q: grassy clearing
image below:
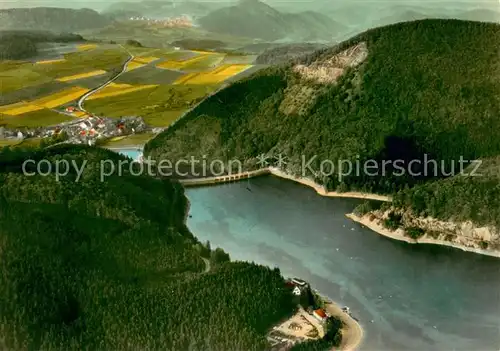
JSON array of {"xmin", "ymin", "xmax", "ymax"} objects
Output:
[
  {"xmin": 101, "ymin": 132, "xmax": 157, "ymax": 146},
  {"xmin": 0, "ymin": 109, "xmax": 72, "ymax": 128},
  {"xmin": 0, "ymin": 66, "xmax": 52, "ymax": 93},
  {"xmin": 84, "ymin": 84, "xmax": 217, "ymax": 126},
  {"xmin": 0, "ymin": 139, "xmax": 22, "ymax": 147}
]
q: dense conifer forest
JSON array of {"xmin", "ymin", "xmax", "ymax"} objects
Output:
[{"xmin": 0, "ymin": 145, "xmax": 296, "ymax": 350}]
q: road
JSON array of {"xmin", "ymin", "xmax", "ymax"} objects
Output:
[{"xmin": 77, "ymin": 45, "xmax": 135, "ymax": 113}]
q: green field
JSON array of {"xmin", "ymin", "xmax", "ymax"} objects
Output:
[
  {"xmin": 101, "ymin": 132, "xmax": 157, "ymax": 147},
  {"xmin": 84, "ymin": 84, "xmax": 218, "ymax": 127},
  {"xmin": 115, "ymin": 65, "xmax": 183, "ymax": 85},
  {"xmin": 0, "ymin": 45, "xmax": 128, "ymax": 94},
  {"xmin": 0, "ymin": 109, "xmax": 72, "ymax": 128},
  {"xmin": 181, "ymin": 53, "xmax": 226, "ymax": 71},
  {"xmin": 0, "ymin": 81, "xmax": 70, "ymax": 106}
]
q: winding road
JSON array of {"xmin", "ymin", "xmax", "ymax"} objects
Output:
[{"xmin": 77, "ymin": 45, "xmax": 135, "ymax": 113}]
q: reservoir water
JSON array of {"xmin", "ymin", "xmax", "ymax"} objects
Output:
[{"xmin": 185, "ymin": 175, "xmax": 500, "ymax": 351}]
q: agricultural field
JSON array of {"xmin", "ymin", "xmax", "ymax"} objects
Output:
[
  {"xmin": 0, "ymin": 45, "xmax": 128, "ymax": 95},
  {"xmin": 0, "ymin": 108, "xmax": 73, "ymax": 128},
  {"xmin": 84, "ymin": 84, "xmax": 216, "ymax": 127},
  {"xmin": 0, "ymin": 41, "xmax": 261, "ymax": 129},
  {"xmin": 87, "ymin": 83, "xmax": 158, "ymax": 100},
  {"xmin": 56, "ymin": 70, "xmax": 107, "ymax": 82},
  {"xmin": 101, "ymin": 132, "xmax": 157, "ymax": 147},
  {"xmin": 173, "ymin": 64, "xmax": 253, "ymax": 85},
  {"xmin": 115, "ymin": 65, "xmax": 184, "ymax": 85}
]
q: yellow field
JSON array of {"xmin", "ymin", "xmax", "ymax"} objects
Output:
[
  {"xmin": 126, "ymin": 61, "xmax": 146, "ymax": 72},
  {"xmin": 72, "ymin": 111, "xmax": 88, "ymax": 118},
  {"xmin": 191, "ymin": 50, "xmax": 215, "ymax": 55},
  {"xmin": 78, "ymin": 44, "xmax": 98, "ymax": 51},
  {"xmin": 174, "ymin": 64, "xmax": 253, "ymax": 85},
  {"xmin": 156, "ymin": 53, "xmax": 208, "ymax": 70},
  {"xmin": 110, "ymin": 136, "xmax": 127, "ymax": 142},
  {"xmin": 133, "ymin": 56, "xmax": 159, "ymax": 64},
  {"xmin": 29, "ymin": 86, "xmax": 90, "ymax": 109},
  {"xmin": 56, "ymin": 70, "xmax": 107, "ymax": 82},
  {"xmin": 36, "ymin": 58, "xmax": 66, "ymax": 64},
  {"xmin": 0, "ymin": 101, "xmax": 26, "ymax": 113},
  {"xmin": 87, "ymin": 83, "xmax": 158, "ymax": 100},
  {"xmin": 1, "ymin": 103, "xmax": 44, "ymax": 116}
]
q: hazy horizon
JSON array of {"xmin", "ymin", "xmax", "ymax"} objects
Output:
[{"xmin": 1, "ymin": 0, "xmax": 498, "ymax": 12}]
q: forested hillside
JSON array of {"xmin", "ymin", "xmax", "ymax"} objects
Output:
[
  {"xmin": 0, "ymin": 145, "xmax": 295, "ymax": 350},
  {"xmin": 255, "ymin": 43, "xmax": 327, "ymax": 64},
  {"xmin": 145, "ymin": 19, "xmax": 500, "ymax": 230},
  {"xmin": 0, "ymin": 7, "xmax": 110, "ymax": 32},
  {"xmin": 393, "ymin": 156, "xmax": 500, "ymax": 228},
  {"xmin": 0, "ymin": 30, "xmax": 84, "ymax": 60}
]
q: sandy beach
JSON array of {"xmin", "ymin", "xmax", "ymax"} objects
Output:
[
  {"xmin": 346, "ymin": 213, "xmax": 500, "ymax": 259},
  {"xmin": 316, "ymin": 292, "xmax": 364, "ymax": 351}
]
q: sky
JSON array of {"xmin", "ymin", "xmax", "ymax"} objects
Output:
[{"xmin": 0, "ymin": 0, "xmax": 498, "ymax": 11}]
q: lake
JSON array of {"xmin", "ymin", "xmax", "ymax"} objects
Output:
[{"xmin": 185, "ymin": 175, "xmax": 500, "ymax": 351}]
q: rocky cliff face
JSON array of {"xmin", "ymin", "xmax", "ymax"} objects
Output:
[{"xmin": 368, "ymin": 208, "xmax": 500, "ymax": 251}]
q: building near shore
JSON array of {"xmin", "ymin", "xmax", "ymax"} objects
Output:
[{"xmin": 313, "ymin": 308, "xmax": 328, "ymax": 322}]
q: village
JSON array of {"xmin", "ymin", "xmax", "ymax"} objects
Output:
[
  {"xmin": 128, "ymin": 15, "xmax": 194, "ymax": 28},
  {"xmin": 0, "ymin": 105, "xmax": 159, "ymax": 147},
  {"xmin": 268, "ymin": 278, "xmax": 350, "ymax": 350}
]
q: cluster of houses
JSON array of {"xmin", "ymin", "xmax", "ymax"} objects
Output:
[
  {"xmin": 285, "ymin": 278, "xmax": 329, "ymax": 324},
  {"xmin": 0, "ymin": 115, "xmax": 150, "ymax": 146},
  {"xmin": 128, "ymin": 15, "xmax": 193, "ymax": 28}
]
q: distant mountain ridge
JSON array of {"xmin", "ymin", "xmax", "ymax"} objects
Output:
[
  {"xmin": 0, "ymin": 7, "xmax": 111, "ymax": 32},
  {"xmin": 103, "ymin": 0, "xmax": 223, "ymax": 19},
  {"xmin": 198, "ymin": 0, "xmax": 347, "ymax": 42}
]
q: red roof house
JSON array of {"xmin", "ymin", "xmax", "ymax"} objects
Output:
[{"xmin": 313, "ymin": 308, "xmax": 327, "ymax": 321}]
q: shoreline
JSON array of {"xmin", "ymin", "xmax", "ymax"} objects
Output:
[
  {"xmin": 268, "ymin": 167, "xmax": 391, "ymax": 202},
  {"xmin": 346, "ymin": 213, "xmax": 500, "ymax": 259},
  {"xmin": 178, "ymin": 166, "xmax": 391, "ymax": 202},
  {"xmin": 314, "ymin": 291, "xmax": 364, "ymax": 351}
]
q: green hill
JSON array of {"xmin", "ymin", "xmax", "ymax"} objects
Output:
[
  {"xmin": 145, "ymin": 19, "xmax": 500, "ymax": 229},
  {"xmin": 0, "ymin": 8, "xmax": 111, "ymax": 32},
  {"xmin": 0, "ymin": 30, "xmax": 84, "ymax": 60},
  {"xmin": 103, "ymin": 0, "xmax": 220, "ymax": 19},
  {"xmin": 0, "ymin": 145, "xmax": 295, "ymax": 350},
  {"xmin": 198, "ymin": 0, "xmax": 347, "ymax": 42}
]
